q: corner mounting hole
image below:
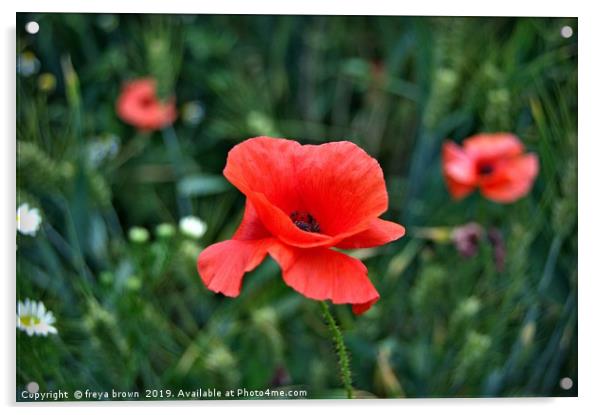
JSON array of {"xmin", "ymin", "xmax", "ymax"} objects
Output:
[
  {"xmin": 25, "ymin": 21, "xmax": 39, "ymax": 35},
  {"xmin": 559, "ymin": 377, "xmax": 573, "ymax": 390}
]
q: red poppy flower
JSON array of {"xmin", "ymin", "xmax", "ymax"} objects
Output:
[
  {"xmin": 442, "ymin": 133, "xmax": 539, "ymax": 203},
  {"xmin": 116, "ymin": 78, "xmax": 177, "ymax": 131},
  {"xmin": 197, "ymin": 137, "xmax": 405, "ymax": 314}
]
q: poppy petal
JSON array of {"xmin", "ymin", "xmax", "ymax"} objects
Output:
[
  {"xmin": 224, "ymin": 137, "xmax": 390, "ymax": 245},
  {"xmin": 336, "ymin": 218, "xmax": 406, "ymax": 249},
  {"xmin": 197, "ymin": 239, "xmax": 272, "ymax": 297},
  {"xmin": 223, "ymin": 137, "xmax": 303, "ymax": 214},
  {"xmin": 442, "ymin": 141, "xmax": 477, "ymax": 184},
  {"xmin": 116, "ymin": 78, "xmax": 177, "ymax": 130},
  {"xmin": 294, "ymin": 141, "xmax": 388, "ymax": 236},
  {"xmin": 480, "ymin": 153, "xmax": 539, "ymax": 203},
  {"xmin": 464, "ymin": 133, "xmax": 524, "ymax": 161},
  {"xmin": 224, "ymin": 138, "xmax": 337, "ymax": 247},
  {"xmin": 352, "ymin": 298, "xmax": 380, "ymax": 315},
  {"xmin": 442, "ymin": 141, "xmax": 477, "ymax": 199},
  {"xmin": 268, "ymin": 242, "xmax": 380, "ymax": 313},
  {"xmin": 445, "ymin": 175, "xmax": 477, "ymax": 199},
  {"xmin": 248, "ymin": 191, "xmax": 333, "ymax": 247},
  {"xmin": 232, "ymin": 199, "xmax": 271, "ymax": 241}
]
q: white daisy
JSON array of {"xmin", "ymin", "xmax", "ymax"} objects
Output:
[
  {"xmin": 179, "ymin": 216, "xmax": 207, "ymax": 239},
  {"xmin": 17, "ymin": 204, "xmax": 42, "ymax": 236},
  {"xmin": 17, "ymin": 299, "xmax": 58, "ymax": 336}
]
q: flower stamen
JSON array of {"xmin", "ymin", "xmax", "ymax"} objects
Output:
[
  {"xmin": 290, "ymin": 211, "xmax": 321, "ymax": 233},
  {"xmin": 139, "ymin": 96, "xmax": 154, "ymax": 108},
  {"xmin": 478, "ymin": 163, "xmax": 494, "ymax": 176}
]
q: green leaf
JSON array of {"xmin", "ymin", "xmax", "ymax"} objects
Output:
[{"xmin": 177, "ymin": 174, "xmax": 229, "ymax": 197}]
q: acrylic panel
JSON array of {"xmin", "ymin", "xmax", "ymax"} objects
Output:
[{"xmin": 16, "ymin": 13, "xmax": 578, "ymax": 401}]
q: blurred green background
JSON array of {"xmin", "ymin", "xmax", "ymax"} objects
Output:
[{"xmin": 16, "ymin": 14, "xmax": 577, "ymax": 399}]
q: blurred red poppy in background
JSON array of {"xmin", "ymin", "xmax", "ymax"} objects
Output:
[
  {"xmin": 116, "ymin": 78, "xmax": 177, "ymax": 131},
  {"xmin": 197, "ymin": 137, "xmax": 405, "ymax": 314},
  {"xmin": 442, "ymin": 133, "xmax": 539, "ymax": 203}
]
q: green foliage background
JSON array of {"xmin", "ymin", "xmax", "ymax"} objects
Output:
[{"xmin": 16, "ymin": 14, "xmax": 577, "ymax": 399}]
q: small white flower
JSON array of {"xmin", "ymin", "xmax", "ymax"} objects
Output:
[
  {"xmin": 17, "ymin": 299, "xmax": 58, "ymax": 336},
  {"xmin": 17, "ymin": 204, "xmax": 42, "ymax": 236},
  {"xmin": 179, "ymin": 216, "xmax": 207, "ymax": 239}
]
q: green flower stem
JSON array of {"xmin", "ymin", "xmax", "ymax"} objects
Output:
[{"xmin": 320, "ymin": 301, "xmax": 354, "ymax": 399}]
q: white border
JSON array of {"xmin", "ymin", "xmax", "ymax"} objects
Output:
[
  {"xmin": 7, "ymin": 0, "xmax": 581, "ymax": 16},
  {"xmin": 3, "ymin": 1, "xmax": 600, "ymax": 414}
]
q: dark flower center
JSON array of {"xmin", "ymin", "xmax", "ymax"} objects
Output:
[
  {"xmin": 290, "ymin": 211, "xmax": 320, "ymax": 233},
  {"xmin": 478, "ymin": 163, "xmax": 494, "ymax": 176},
  {"xmin": 139, "ymin": 95, "xmax": 155, "ymax": 108}
]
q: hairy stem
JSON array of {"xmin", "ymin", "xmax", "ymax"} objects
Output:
[{"xmin": 320, "ymin": 301, "xmax": 354, "ymax": 399}]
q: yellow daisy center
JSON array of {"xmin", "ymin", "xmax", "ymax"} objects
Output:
[{"xmin": 20, "ymin": 316, "xmax": 41, "ymax": 326}]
